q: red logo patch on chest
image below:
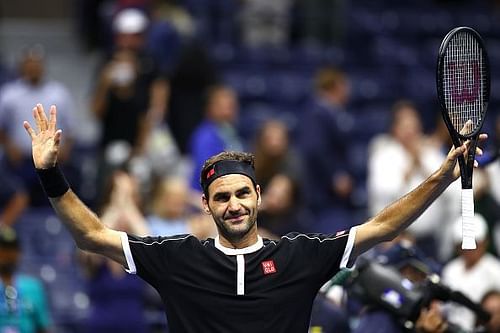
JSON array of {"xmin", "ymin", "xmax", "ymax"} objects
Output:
[{"xmin": 261, "ymin": 260, "xmax": 277, "ymax": 275}]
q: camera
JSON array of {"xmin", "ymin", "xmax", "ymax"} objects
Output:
[{"xmin": 344, "ymin": 259, "xmax": 491, "ymax": 332}]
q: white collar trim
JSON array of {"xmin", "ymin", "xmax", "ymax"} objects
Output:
[{"xmin": 215, "ymin": 235, "xmax": 264, "ymax": 255}]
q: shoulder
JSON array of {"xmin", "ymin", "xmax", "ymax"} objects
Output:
[
  {"xmin": 481, "ymin": 254, "xmax": 500, "ymax": 271},
  {"xmin": 0, "ymin": 80, "xmax": 25, "ymax": 99},
  {"xmin": 43, "ymin": 80, "xmax": 70, "ymax": 95},
  {"xmin": 129, "ymin": 233, "xmax": 197, "ymax": 247},
  {"xmin": 279, "ymin": 231, "xmax": 351, "ymax": 244},
  {"xmin": 191, "ymin": 121, "xmax": 218, "ymax": 139},
  {"xmin": 442, "ymin": 258, "xmax": 463, "ymax": 277}
]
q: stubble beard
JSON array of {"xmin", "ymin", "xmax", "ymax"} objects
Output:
[{"xmin": 214, "ymin": 211, "xmax": 257, "ymax": 244}]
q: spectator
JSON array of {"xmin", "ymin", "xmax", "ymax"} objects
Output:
[
  {"xmin": 253, "ymin": 119, "xmax": 302, "ymax": 191},
  {"xmin": 472, "ymin": 167, "xmax": 500, "ymax": 256},
  {"xmin": 188, "ymin": 85, "xmax": 243, "ymax": 191},
  {"xmin": 110, "ymin": 8, "xmax": 184, "ymax": 185},
  {"xmin": 91, "ymin": 8, "xmax": 169, "ymax": 198},
  {"xmin": 299, "ymin": 67, "xmax": 356, "ymax": 230},
  {"xmin": 0, "ymin": 45, "xmax": 76, "ymax": 204},
  {"xmin": 480, "ymin": 290, "xmax": 500, "ymax": 333},
  {"xmin": 353, "ymin": 240, "xmax": 445, "ymax": 333},
  {"xmin": 442, "ymin": 214, "xmax": 500, "ymax": 331},
  {"xmin": 147, "ymin": 176, "xmax": 214, "ymax": 238},
  {"xmin": 166, "ymin": 40, "xmax": 218, "ymax": 154},
  {"xmin": 367, "ymin": 100, "xmax": 460, "ymax": 260},
  {"xmin": 258, "ymin": 174, "xmax": 312, "ymax": 236},
  {"xmin": 142, "ymin": 103, "xmax": 184, "ymax": 181},
  {"xmin": 0, "ymin": 226, "xmax": 51, "ymax": 332}
]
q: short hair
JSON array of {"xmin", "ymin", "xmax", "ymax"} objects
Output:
[
  {"xmin": 314, "ymin": 67, "xmax": 346, "ymax": 92},
  {"xmin": 200, "ymin": 151, "xmax": 255, "ymax": 196},
  {"xmin": 391, "ymin": 99, "xmax": 417, "ymax": 115},
  {"xmin": 390, "ymin": 99, "xmax": 419, "ymax": 126}
]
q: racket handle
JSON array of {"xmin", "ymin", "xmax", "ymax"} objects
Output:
[{"xmin": 461, "ymin": 189, "xmax": 476, "ymax": 250}]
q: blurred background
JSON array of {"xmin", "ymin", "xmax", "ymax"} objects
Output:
[{"xmin": 1, "ymin": 0, "xmax": 500, "ymax": 332}]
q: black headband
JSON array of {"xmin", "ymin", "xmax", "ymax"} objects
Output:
[{"xmin": 201, "ymin": 160, "xmax": 256, "ymax": 194}]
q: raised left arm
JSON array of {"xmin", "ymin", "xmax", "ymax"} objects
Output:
[{"xmin": 352, "ymin": 136, "xmax": 486, "ymax": 258}]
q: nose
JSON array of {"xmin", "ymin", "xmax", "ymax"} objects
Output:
[{"xmin": 228, "ymin": 196, "xmax": 241, "ymax": 212}]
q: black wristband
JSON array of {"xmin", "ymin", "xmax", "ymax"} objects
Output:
[{"xmin": 36, "ymin": 164, "xmax": 70, "ymax": 198}]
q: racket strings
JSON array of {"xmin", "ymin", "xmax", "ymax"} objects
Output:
[{"xmin": 442, "ymin": 31, "xmax": 487, "ymax": 135}]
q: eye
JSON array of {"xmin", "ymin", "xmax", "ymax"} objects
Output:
[
  {"xmin": 213, "ymin": 193, "xmax": 230, "ymax": 202},
  {"xmin": 236, "ymin": 188, "xmax": 251, "ymax": 198}
]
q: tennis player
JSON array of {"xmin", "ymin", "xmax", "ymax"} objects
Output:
[{"xmin": 24, "ymin": 104, "xmax": 486, "ymax": 332}]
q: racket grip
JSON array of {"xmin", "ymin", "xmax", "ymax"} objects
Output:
[{"xmin": 461, "ymin": 189, "xmax": 476, "ymax": 250}]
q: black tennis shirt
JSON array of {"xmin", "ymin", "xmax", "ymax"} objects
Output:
[{"xmin": 120, "ymin": 227, "xmax": 357, "ymax": 333}]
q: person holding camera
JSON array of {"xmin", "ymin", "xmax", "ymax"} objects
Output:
[{"xmin": 352, "ymin": 239, "xmax": 448, "ymax": 333}]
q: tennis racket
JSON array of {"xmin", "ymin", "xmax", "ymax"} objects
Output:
[{"xmin": 436, "ymin": 27, "xmax": 490, "ymax": 249}]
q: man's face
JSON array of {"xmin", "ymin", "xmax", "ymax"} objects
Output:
[
  {"xmin": 114, "ymin": 33, "xmax": 145, "ymax": 52},
  {"xmin": 392, "ymin": 107, "xmax": 422, "ymax": 147},
  {"xmin": 21, "ymin": 55, "xmax": 44, "ymax": 85},
  {"xmin": 203, "ymin": 174, "xmax": 260, "ymax": 243},
  {"xmin": 208, "ymin": 89, "xmax": 238, "ymax": 123}
]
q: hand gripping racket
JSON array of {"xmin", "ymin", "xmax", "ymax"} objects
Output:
[{"xmin": 436, "ymin": 27, "xmax": 490, "ymax": 249}]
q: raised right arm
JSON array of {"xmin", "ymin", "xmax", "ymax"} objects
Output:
[
  {"xmin": 24, "ymin": 104, "xmax": 126, "ymax": 267},
  {"xmin": 48, "ymin": 190, "xmax": 126, "ymax": 266}
]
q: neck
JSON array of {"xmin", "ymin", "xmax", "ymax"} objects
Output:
[{"xmin": 218, "ymin": 227, "xmax": 259, "ymax": 249}]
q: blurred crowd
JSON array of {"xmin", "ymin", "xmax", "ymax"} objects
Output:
[{"xmin": 1, "ymin": 0, "xmax": 500, "ymax": 332}]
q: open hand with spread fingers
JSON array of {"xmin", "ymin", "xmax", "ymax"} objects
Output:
[{"xmin": 23, "ymin": 104, "xmax": 62, "ymax": 170}]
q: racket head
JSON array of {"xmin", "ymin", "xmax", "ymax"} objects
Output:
[{"xmin": 436, "ymin": 26, "xmax": 490, "ymax": 140}]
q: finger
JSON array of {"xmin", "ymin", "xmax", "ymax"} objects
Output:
[
  {"xmin": 54, "ymin": 129, "xmax": 62, "ymax": 147},
  {"xmin": 459, "ymin": 119, "xmax": 473, "ymax": 135},
  {"xmin": 450, "ymin": 143, "xmax": 467, "ymax": 159},
  {"xmin": 48, "ymin": 105, "xmax": 57, "ymax": 132},
  {"xmin": 438, "ymin": 322, "xmax": 448, "ymax": 333},
  {"xmin": 478, "ymin": 133, "xmax": 488, "ymax": 142},
  {"xmin": 37, "ymin": 103, "xmax": 49, "ymax": 131},
  {"xmin": 476, "ymin": 147, "xmax": 483, "ymax": 156},
  {"xmin": 23, "ymin": 121, "xmax": 36, "ymax": 140},
  {"xmin": 33, "ymin": 106, "xmax": 42, "ymax": 133}
]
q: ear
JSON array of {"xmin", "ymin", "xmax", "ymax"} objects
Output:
[
  {"xmin": 256, "ymin": 184, "xmax": 262, "ymax": 206},
  {"xmin": 201, "ymin": 194, "xmax": 211, "ymax": 214}
]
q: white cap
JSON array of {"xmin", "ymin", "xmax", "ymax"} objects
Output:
[
  {"xmin": 113, "ymin": 8, "xmax": 149, "ymax": 34},
  {"xmin": 453, "ymin": 213, "xmax": 489, "ymax": 243}
]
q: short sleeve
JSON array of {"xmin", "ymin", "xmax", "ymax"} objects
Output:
[
  {"xmin": 121, "ymin": 232, "xmax": 193, "ymax": 287},
  {"xmin": 282, "ymin": 227, "xmax": 357, "ymax": 285}
]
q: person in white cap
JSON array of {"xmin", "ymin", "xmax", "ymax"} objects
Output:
[
  {"xmin": 442, "ymin": 213, "xmax": 500, "ymax": 331},
  {"xmin": 112, "ymin": 8, "xmax": 150, "ymax": 53},
  {"xmin": 92, "ymin": 8, "xmax": 170, "ymax": 200}
]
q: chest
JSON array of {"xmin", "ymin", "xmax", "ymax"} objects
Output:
[{"xmin": 160, "ymin": 247, "xmax": 315, "ymax": 299}]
